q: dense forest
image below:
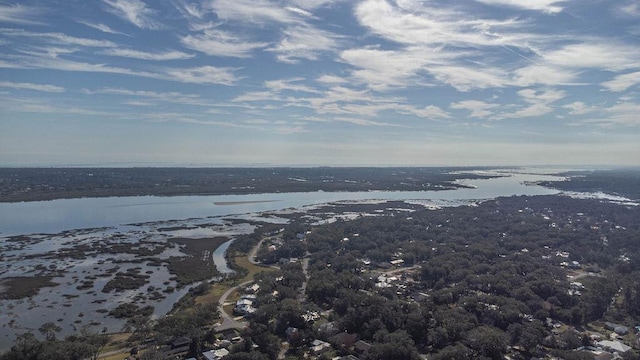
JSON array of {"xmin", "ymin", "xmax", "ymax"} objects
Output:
[
  {"xmin": 0, "ymin": 167, "xmax": 495, "ymax": 202},
  {"xmin": 539, "ymin": 168, "xmax": 640, "ymax": 201},
  {"xmin": 229, "ymin": 195, "xmax": 640, "ymax": 359}
]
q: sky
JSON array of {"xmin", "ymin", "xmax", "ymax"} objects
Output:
[{"xmin": 0, "ymin": 0, "xmax": 639, "ymax": 167}]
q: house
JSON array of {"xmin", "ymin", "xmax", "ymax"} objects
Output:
[
  {"xmin": 390, "ymin": 259, "xmax": 404, "ymax": 266},
  {"xmin": 354, "ymin": 340, "xmax": 371, "ymax": 354},
  {"xmin": 605, "ymin": 322, "xmax": 629, "ymax": 335},
  {"xmin": 310, "ymin": 339, "xmax": 332, "ymax": 355},
  {"xmin": 236, "ymin": 298, "xmax": 253, "ymax": 307},
  {"xmin": 246, "ymin": 283, "xmax": 260, "ymax": 294},
  {"xmin": 337, "ymin": 355, "xmax": 359, "ymax": 360},
  {"xmin": 171, "ymin": 336, "xmax": 191, "ymax": 348},
  {"xmin": 596, "ymin": 340, "xmax": 632, "ymax": 353},
  {"xmin": 203, "ymin": 348, "xmax": 230, "ymax": 360}
]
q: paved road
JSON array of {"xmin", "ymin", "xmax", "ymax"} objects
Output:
[
  {"xmin": 214, "ymin": 238, "xmax": 269, "ymax": 331},
  {"xmin": 214, "ymin": 279, "xmax": 251, "ymax": 331}
]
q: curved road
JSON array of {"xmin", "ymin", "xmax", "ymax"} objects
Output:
[
  {"xmin": 214, "ymin": 279, "xmax": 251, "ymax": 331},
  {"xmin": 214, "ymin": 238, "xmax": 267, "ymax": 331}
]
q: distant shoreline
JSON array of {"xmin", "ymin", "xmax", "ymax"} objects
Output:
[{"xmin": 214, "ymin": 200, "xmax": 280, "ymax": 206}]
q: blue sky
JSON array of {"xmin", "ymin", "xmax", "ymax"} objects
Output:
[{"xmin": 1, "ymin": 0, "xmax": 639, "ymax": 166}]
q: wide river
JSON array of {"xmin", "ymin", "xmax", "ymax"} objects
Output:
[{"xmin": 0, "ymin": 170, "xmax": 564, "ymax": 237}]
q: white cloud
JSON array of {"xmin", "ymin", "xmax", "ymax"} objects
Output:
[
  {"xmin": 285, "ymin": 7, "xmax": 314, "ymax": 18},
  {"xmin": 178, "ymin": 1, "xmax": 207, "ymax": 19},
  {"xmin": 577, "ymin": 102, "xmax": 640, "ymax": 127},
  {"xmin": 181, "ymin": 29, "xmax": 268, "ymax": 58},
  {"xmin": 333, "ymin": 116, "xmax": 404, "ymax": 127},
  {"xmin": 276, "ymin": 125, "xmax": 308, "ymax": 134},
  {"xmin": 518, "ymin": 88, "xmax": 566, "ymax": 103},
  {"xmin": 615, "ymin": 2, "xmax": 640, "ymax": 18},
  {"xmin": 102, "ymin": 0, "xmax": 159, "ymax": 29},
  {"xmin": 354, "ymin": 0, "xmax": 532, "ymax": 49},
  {"xmin": 502, "ymin": 102, "xmax": 554, "ymax": 118},
  {"xmin": 601, "ymin": 71, "xmax": 640, "ymax": 92},
  {"xmin": 232, "ymin": 91, "xmax": 278, "ymax": 103},
  {"xmin": 2, "ymin": 28, "xmax": 116, "ymax": 48},
  {"xmin": 102, "ymin": 48, "xmax": 195, "ymax": 60},
  {"xmin": 339, "ymin": 47, "xmax": 434, "ymax": 91},
  {"xmin": 429, "ymin": 65, "xmax": 508, "ymax": 91},
  {"xmin": 542, "ymin": 43, "xmax": 640, "ymax": 72},
  {"xmin": 77, "ymin": 20, "xmax": 126, "ymax": 35},
  {"xmin": 87, "ymin": 87, "xmax": 218, "ymax": 106},
  {"xmin": 0, "ymin": 4, "xmax": 45, "ymax": 25},
  {"xmin": 317, "ymin": 75, "xmax": 348, "ymax": 84},
  {"xmin": 165, "ymin": 65, "xmax": 239, "ymax": 85},
  {"xmin": 0, "ymin": 81, "xmax": 64, "ymax": 93},
  {"xmin": 268, "ymin": 25, "xmax": 341, "ymax": 63},
  {"xmin": 209, "ymin": 0, "xmax": 297, "ymax": 24},
  {"xmin": 265, "ymin": 78, "xmax": 321, "ymax": 93},
  {"xmin": 290, "ymin": 0, "xmax": 342, "ymax": 10},
  {"xmin": 474, "ymin": 0, "xmax": 566, "ymax": 14},
  {"xmin": 494, "ymin": 88, "xmax": 566, "ymax": 119},
  {"xmin": 450, "ymin": 100, "xmax": 499, "ymax": 118},
  {"xmin": 562, "ymin": 101, "xmax": 598, "ymax": 115},
  {"xmin": 511, "ymin": 64, "xmax": 579, "ymax": 87},
  {"xmin": 397, "ymin": 105, "xmax": 451, "ymax": 119}
]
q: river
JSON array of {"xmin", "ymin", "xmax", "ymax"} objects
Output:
[{"xmin": 0, "ymin": 171, "xmax": 563, "ymax": 237}]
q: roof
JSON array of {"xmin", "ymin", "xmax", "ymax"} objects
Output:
[
  {"xmin": 202, "ymin": 348, "xmax": 230, "ymax": 360},
  {"xmin": 596, "ymin": 340, "xmax": 632, "ymax": 353}
]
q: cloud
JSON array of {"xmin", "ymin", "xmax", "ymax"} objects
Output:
[
  {"xmin": 2, "ymin": 28, "xmax": 116, "ymax": 48},
  {"xmin": 86, "ymin": 87, "xmax": 216, "ymax": 106},
  {"xmin": 562, "ymin": 101, "xmax": 598, "ymax": 115},
  {"xmin": 493, "ymin": 88, "xmax": 566, "ymax": 119},
  {"xmin": 518, "ymin": 88, "xmax": 566, "ymax": 103},
  {"xmin": 290, "ymin": 0, "xmax": 342, "ymax": 10},
  {"xmin": 232, "ymin": 91, "xmax": 278, "ymax": 103},
  {"xmin": 541, "ymin": 43, "xmax": 640, "ymax": 72},
  {"xmin": 276, "ymin": 125, "xmax": 308, "ymax": 134},
  {"xmin": 601, "ymin": 71, "xmax": 640, "ymax": 92},
  {"xmin": 615, "ymin": 2, "xmax": 640, "ymax": 18},
  {"xmin": 0, "ymin": 81, "xmax": 65, "ymax": 93},
  {"xmin": 316, "ymin": 75, "xmax": 348, "ymax": 84},
  {"xmin": 175, "ymin": 0, "xmax": 207, "ymax": 19},
  {"xmin": 265, "ymin": 78, "xmax": 321, "ymax": 93},
  {"xmin": 102, "ymin": 48, "xmax": 195, "ymax": 60},
  {"xmin": 474, "ymin": 0, "xmax": 566, "ymax": 14},
  {"xmin": 347, "ymin": 0, "xmax": 553, "ymax": 91},
  {"xmin": 429, "ymin": 65, "xmax": 508, "ymax": 92},
  {"xmin": 181, "ymin": 29, "xmax": 268, "ymax": 58},
  {"xmin": 209, "ymin": 0, "xmax": 298, "ymax": 24},
  {"xmin": 0, "ymin": 4, "xmax": 45, "ymax": 25},
  {"xmin": 165, "ymin": 65, "xmax": 239, "ymax": 85},
  {"xmin": 102, "ymin": 0, "xmax": 159, "ymax": 29},
  {"xmin": 333, "ymin": 116, "xmax": 404, "ymax": 127},
  {"xmin": 0, "ymin": 48, "xmax": 238, "ymax": 86},
  {"xmin": 268, "ymin": 25, "xmax": 342, "ymax": 63},
  {"xmin": 577, "ymin": 102, "xmax": 640, "ymax": 127},
  {"xmin": 77, "ymin": 20, "xmax": 127, "ymax": 35},
  {"xmin": 511, "ymin": 64, "xmax": 579, "ymax": 87},
  {"xmin": 339, "ymin": 47, "xmax": 435, "ymax": 91},
  {"xmin": 450, "ymin": 100, "xmax": 499, "ymax": 118}
]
